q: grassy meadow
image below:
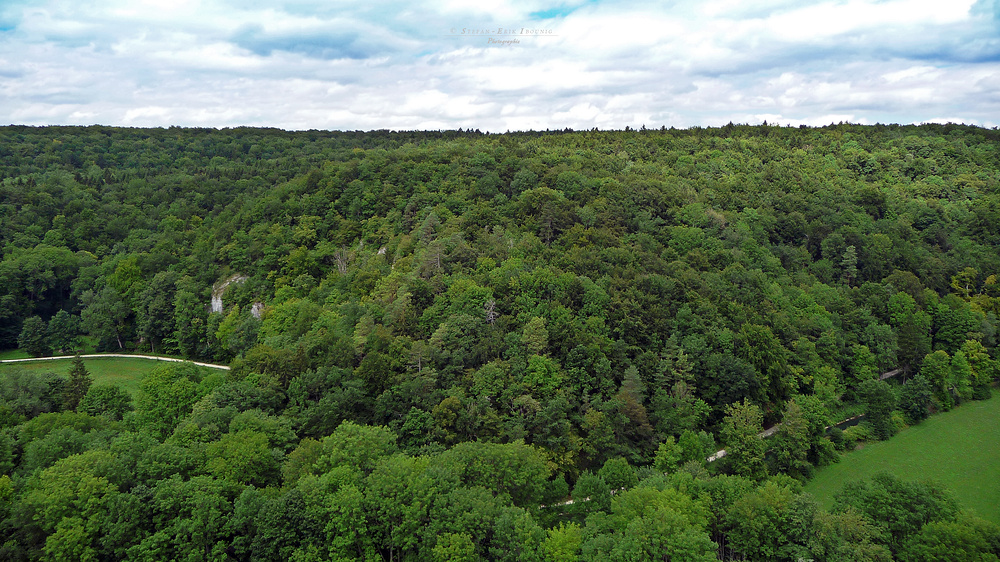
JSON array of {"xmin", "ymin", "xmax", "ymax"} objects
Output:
[
  {"xmin": 0, "ymin": 356, "xmax": 213, "ymax": 396},
  {"xmin": 805, "ymin": 393, "xmax": 1000, "ymax": 523}
]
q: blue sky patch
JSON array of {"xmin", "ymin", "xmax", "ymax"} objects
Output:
[{"xmin": 529, "ymin": 6, "xmax": 578, "ymax": 19}]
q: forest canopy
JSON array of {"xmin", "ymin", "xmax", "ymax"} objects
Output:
[{"xmin": 1, "ymin": 123, "xmax": 1000, "ymax": 560}]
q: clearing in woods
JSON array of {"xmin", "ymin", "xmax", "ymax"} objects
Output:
[
  {"xmin": 0, "ymin": 355, "xmax": 224, "ymax": 396},
  {"xmin": 805, "ymin": 392, "xmax": 1000, "ymax": 523}
]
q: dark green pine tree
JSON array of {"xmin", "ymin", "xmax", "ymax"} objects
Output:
[{"xmin": 64, "ymin": 355, "xmax": 93, "ymax": 411}]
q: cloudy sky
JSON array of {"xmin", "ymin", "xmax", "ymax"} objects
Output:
[{"xmin": 1, "ymin": 0, "xmax": 999, "ymax": 131}]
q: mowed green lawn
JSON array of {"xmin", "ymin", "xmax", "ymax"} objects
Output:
[
  {"xmin": 805, "ymin": 394, "xmax": 1000, "ymax": 523},
  {"xmin": 0, "ymin": 357, "xmax": 188, "ymax": 396},
  {"xmin": 0, "ymin": 349, "xmax": 31, "ymax": 360}
]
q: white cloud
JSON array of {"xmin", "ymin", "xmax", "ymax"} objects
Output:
[
  {"xmin": 882, "ymin": 66, "xmax": 940, "ymax": 83},
  {"xmin": 761, "ymin": 0, "xmax": 976, "ymax": 42},
  {"xmin": 0, "ymin": 0, "xmax": 997, "ymax": 130}
]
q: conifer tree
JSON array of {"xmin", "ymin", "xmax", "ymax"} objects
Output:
[
  {"xmin": 64, "ymin": 355, "xmax": 93, "ymax": 411},
  {"xmin": 841, "ymin": 245, "xmax": 858, "ymax": 285}
]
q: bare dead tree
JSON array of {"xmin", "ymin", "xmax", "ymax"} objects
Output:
[
  {"xmin": 484, "ymin": 298, "xmax": 498, "ymax": 325},
  {"xmin": 333, "ymin": 246, "xmax": 351, "ymax": 274}
]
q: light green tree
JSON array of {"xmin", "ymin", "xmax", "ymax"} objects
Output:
[
  {"xmin": 860, "ymin": 378, "xmax": 897, "ymax": 440},
  {"xmin": 721, "ymin": 399, "xmax": 767, "ymax": 481},
  {"xmin": 433, "ymin": 532, "xmax": 477, "ymax": 562},
  {"xmin": 22, "ymin": 451, "xmax": 120, "ymax": 562},
  {"xmin": 848, "ymin": 344, "xmax": 879, "ymax": 388},
  {"xmin": 921, "ymin": 350, "xmax": 954, "ymax": 410},
  {"xmin": 951, "ymin": 350, "xmax": 974, "ymax": 401},
  {"xmin": 654, "ymin": 436, "xmax": 682, "ymax": 473},
  {"xmin": 544, "ymin": 522, "xmax": 583, "ymax": 562},
  {"xmin": 522, "ymin": 317, "xmax": 548, "ymax": 356},
  {"xmin": 205, "ymin": 429, "xmax": 281, "ymax": 487},
  {"xmin": 132, "ymin": 364, "xmax": 204, "ymax": 438}
]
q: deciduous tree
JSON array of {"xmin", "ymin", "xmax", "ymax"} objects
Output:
[
  {"xmin": 721, "ymin": 399, "xmax": 767, "ymax": 481},
  {"xmin": 18, "ymin": 315, "xmax": 50, "ymax": 357}
]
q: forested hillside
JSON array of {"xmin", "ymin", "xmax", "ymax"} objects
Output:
[{"xmin": 2, "ymin": 124, "xmax": 1000, "ymax": 560}]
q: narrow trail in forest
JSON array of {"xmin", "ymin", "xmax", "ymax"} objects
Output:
[
  {"xmin": 0, "ymin": 354, "xmax": 231, "ymax": 370},
  {"xmin": 706, "ymin": 367, "xmax": 900, "ymax": 463}
]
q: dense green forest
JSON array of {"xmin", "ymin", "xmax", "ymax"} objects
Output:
[{"xmin": 2, "ymin": 123, "xmax": 1000, "ymax": 560}]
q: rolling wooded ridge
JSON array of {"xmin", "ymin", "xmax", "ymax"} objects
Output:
[{"xmin": 1, "ymin": 123, "xmax": 999, "ymax": 561}]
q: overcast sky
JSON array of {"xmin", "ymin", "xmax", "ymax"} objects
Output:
[{"xmin": 1, "ymin": 0, "xmax": 998, "ymax": 131}]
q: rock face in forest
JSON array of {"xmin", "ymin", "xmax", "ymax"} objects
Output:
[{"xmin": 211, "ymin": 274, "xmax": 246, "ymax": 314}]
